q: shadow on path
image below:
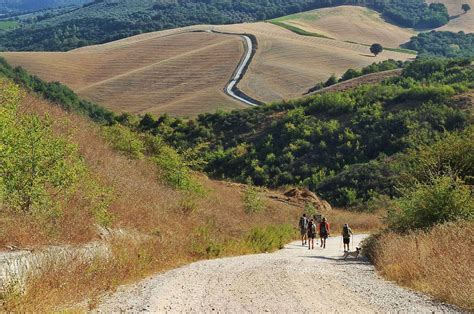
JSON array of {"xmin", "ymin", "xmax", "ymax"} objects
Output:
[{"xmin": 299, "ymin": 255, "xmax": 371, "ymax": 265}]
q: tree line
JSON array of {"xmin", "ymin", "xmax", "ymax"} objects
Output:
[{"xmin": 0, "ymin": 0, "xmax": 451, "ymax": 51}]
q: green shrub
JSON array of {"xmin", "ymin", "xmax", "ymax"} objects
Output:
[
  {"xmin": 243, "ymin": 184, "xmax": 265, "ymax": 214},
  {"xmin": 246, "ymin": 224, "xmax": 296, "ymax": 252},
  {"xmin": 387, "ymin": 175, "xmax": 473, "ymax": 233},
  {"xmin": 0, "ymin": 82, "xmax": 86, "ymax": 216},
  {"xmin": 153, "ymin": 144, "xmax": 203, "ymax": 193},
  {"xmin": 102, "ymin": 125, "xmax": 144, "ymax": 159}
]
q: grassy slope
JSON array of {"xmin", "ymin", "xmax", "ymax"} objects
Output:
[
  {"xmin": 270, "ymin": 6, "xmax": 416, "ymax": 48},
  {"xmin": 215, "ymin": 22, "xmax": 413, "ymax": 103}
]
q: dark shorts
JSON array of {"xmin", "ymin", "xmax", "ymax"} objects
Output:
[
  {"xmin": 308, "ymin": 233, "xmax": 316, "ymax": 239},
  {"xmin": 320, "ymin": 232, "xmax": 328, "ymax": 239},
  {"xmin": 300, "ymin": 228, "xmax": 307, "ymax": 236},
  {"xmin": 343, "ymin": 237, "xmax": 350, "ymax": 244}
]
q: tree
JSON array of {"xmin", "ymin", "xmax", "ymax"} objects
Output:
[
  {"xmin": 462, "ymin": 3, "xmax": 471, "ymax": 13},
  {"xmin": 370, "ymin": 43, "xmax": 384, "ymax": 56},
  {"xmin": 1, "ymin": 83, "xmax": 85, "ymax": 214}
]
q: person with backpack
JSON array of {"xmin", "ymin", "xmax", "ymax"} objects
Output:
[
  {"xmin": 318, "ymin": 217, "xmax": 330, "ymax": 249},
  {"xmin": 307, "ymin": 219, "xmax": 317, "ymax": 250},
  {"xmin": 342, "ymin": 223, "xmax": 353, "ymax": 252},
  {"xmin": 299, "ymin": 213, "xmax": 308, "ymax": 246}
]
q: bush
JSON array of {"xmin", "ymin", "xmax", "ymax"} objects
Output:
[
  {"xmin": 0, "ymin": 81, "xmax": 86, "ymax": 216},
  {"xmin": 102, "ymin": 125, "xmax": 144, "ymax": 159},
  {"xmin": 153, "ymin": 144, "xmax": 202, "ymax": 193},
  {"xmin": 246, "ymin": 224, "xmax": 296, "ymax": 252},
  {"xmin": 243, "ymin": 184, "xmax": 265, "ymax": 214},
  {"xmin": 387, "ymin": 175, "xmax": 473, "ymax": 233}
]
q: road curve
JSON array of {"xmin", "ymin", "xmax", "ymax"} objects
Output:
[
  {"xmin": 225, "ymin": 34, "xmax": 259, "ymax": 107},
  {"xmin": 97, "ymin": 235, "xmax": 457, "ymax": 313}
]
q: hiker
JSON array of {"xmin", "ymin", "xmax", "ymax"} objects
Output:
[
  {"xmin": 299, "ymin": 213, "xmax": 308, "ymax": 246},
  {"xmin": 318, "ymin": 217, "xmax": 330, "ymax": 249},
  {"xmin": 307, "ymin": 219, "xmax": 317, "ymax": 250},
  {"xmin": 342, "ymin": 223, "xmax": 353, "ymax": 252}
]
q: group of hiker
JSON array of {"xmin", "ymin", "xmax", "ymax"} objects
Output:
[{"xmin": 298, "ymin": 213, "xmax": 353, "ymax": 252}]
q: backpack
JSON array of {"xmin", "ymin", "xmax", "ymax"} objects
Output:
[
  {"xmin": 320, "ymin": 222, "xmax": 327, "ymax": 233},
  {"xmin": 343, "ymin": 226, "xmax": 350, "ymax": 238},
  {"xmin": 310, "ymin": 223, "xmax": 316, "ymax": 234},
  {"xmin": 299, "ymin": 217, "xmax": 308, "ymax": 229}
]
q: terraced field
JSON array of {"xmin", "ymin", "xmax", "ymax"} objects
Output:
[
  {"xmin": 270, "ymin": 6, "xmax": 416, "ymax": 47},
  {"xmin": 427, "ymin": 0, "xmax": 474, "ymax": 33},
  {"xmin": 215, "ymin": 22, "xmax": 414, "ymax": 103},
  {"xmin": 1, "ymin": 27, "xmax": 247, "ymax": 117}
]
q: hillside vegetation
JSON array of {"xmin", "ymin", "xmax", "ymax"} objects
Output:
[
  {"xmin": 0, "ymin": 78, "xmax": 304, "ymax": 311},
  {"xmin": 0, "ymin": 0, "xmax": 90, "ymax": 12},
  {"xmin": 402, "ymin": 31, "xmax": 474, "ymax": 57},
  {"xmin": 0, "ymin": 0, "xmax": 450, "ymax": 52},
  {"xmin": 0, "ymin": 53, "xmax": 472, "ymax": 310},
  {"xmin": 363, "ymin": 127, "xmax": 473, "ymax": 310},
  {"xmin": 126, "ymin": 58, "xmax": 473, "ymax": 209},
  {"xmin": 427, "ymin": 0, "xmax": 474, "ymax": 33},
  {"xmin": 0, "ymin": 62, "xmax": 384, "ymax": 310}
]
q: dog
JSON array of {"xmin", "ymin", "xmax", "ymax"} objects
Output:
[{"xmin": 343, "ymin": 247, "xmax": 361, "ymax": 260}]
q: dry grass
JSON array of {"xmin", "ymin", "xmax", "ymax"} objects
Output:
[
  {"xmin": 0, "ymin": 28, "xmax": 246, "ymax": 117},
  {"xmin": 273, "ymin": 6, "xmax": 415, "ymax": 47},
  {"xmin": 366, "ymin": 221, "xmax": 474, "ymax": 311},
  {"xmin": 215, "ymin": 22, "xmax": 414, "ymax": 103},
  {"xmin": 326, "ymin": 208, "xmax": 383, "ymax": 233},
  {"xmin": 427, "ymin": 0, "xmax": 474, "ymax": 33},
  {"xmin": 0, "ymin": 92, "xmax": 299, "ymax": 311},
  {"xmin": 0, "ymin": 89, "xmax": 383, "ymax": 311}
]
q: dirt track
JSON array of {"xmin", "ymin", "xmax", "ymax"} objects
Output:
[{"xmin": 97, "ymin": 235, "xmax": 457, "ymax": 313}]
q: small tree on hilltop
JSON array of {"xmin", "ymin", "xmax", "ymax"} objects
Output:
[
  {"xmin": 462, "ymin": 4, "xmax": 471, "ymax": 13},
  {"xmin": 370, "ymin": 43, "xmax": 383, "ymax": 57}
]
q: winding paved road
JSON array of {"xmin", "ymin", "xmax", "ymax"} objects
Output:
[
  {"xmin": 97, "ymin": 235, "xmax": 457, "ymax": 313},
  {"xmin": 224, "ymin": 34, "xmax": 259, "ymax": 107}
]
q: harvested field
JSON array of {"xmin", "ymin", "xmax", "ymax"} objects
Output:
[
  {"xmin": 271, "ymin": 6, "xmax": 415, "ymax": 47},
  {"xmin": 215, "ymin": 22, "xmax": 414, "ymax": 103},
  {"xmin": 1, "ymin": 27, "xmax": 247, "ymax": 117},
  {"xmin": 427, "ymin": 0, "xmax": 474, "ymax": 33},
  {"xmin": 2, "ymin": 9, "xmax": 415, "ymax": 114}
]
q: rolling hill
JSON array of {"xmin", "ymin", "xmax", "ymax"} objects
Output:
[
  {"xmin": 1, "ymin": 20, "xmax": 413, "ymax": 115},
  {"xmin": 426, "ymin": 0, "xmax": 474, "ymax": 33},
  {"xmin": 1, "ymin": 28, "xmax": 248, "ymax": 116},
  {"xmin": 214, "ymin": 22, "xmax": 413, "ymax": 104},
  {"xmin": 270, "ymin": 6, "xmax": 416, "ymax": 47}
]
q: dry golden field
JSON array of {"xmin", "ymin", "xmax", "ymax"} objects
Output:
[
  {"xmin": 215, "ymin": 22, "xmax": 414, "ymax": 103},
  {"xmin": 272, "ymin": 6, "xmax": 416, "ymax": 47},
  {"xmin": 1, "ymin": 28, "xmax": 247, "ymax": 117},
  {"xmin": 1, "ymin": 6, "xmax": 416, "ymax": 115},
  {"xmin": 427, "ymin": 0, "xmax": 474, "ymax": 33}
]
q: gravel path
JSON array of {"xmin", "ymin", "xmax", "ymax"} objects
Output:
[{"xmin": 97, "ymin": 235, "xmax": 458, "ymax": 313}]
